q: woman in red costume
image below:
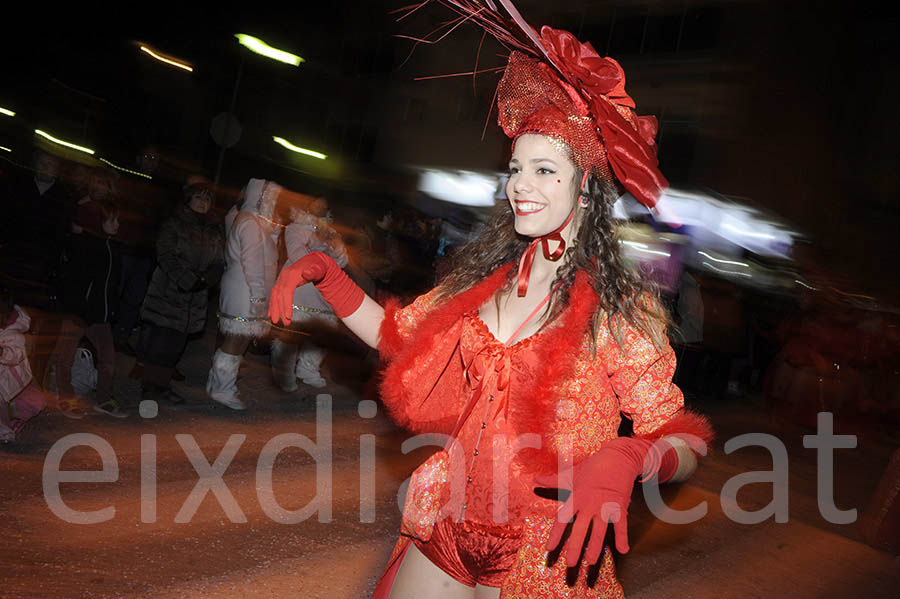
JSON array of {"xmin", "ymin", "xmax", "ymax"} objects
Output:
[{"xmin": 269, "ymin": 6, "xmax": 713, "ymax": 598}]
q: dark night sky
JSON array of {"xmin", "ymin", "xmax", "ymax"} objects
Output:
[{"xmin": 2, "ymin": 1, "xmax": 899, "ymax": 296}]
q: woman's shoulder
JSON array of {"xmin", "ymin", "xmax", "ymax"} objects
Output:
[
  {"xmin": 594, "ymin": 302, "xmax": 669, "ymax": 361},
  {"xmin": 231, "ymin": 210, "xmax": 262, "ymax": 230}
]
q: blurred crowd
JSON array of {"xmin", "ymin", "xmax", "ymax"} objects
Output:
[
  {"xmin": 1, "ymin": 147, "xmax": 899, "ymax": 442},
  {"xmin": 0, "ymin": 147, "xmax": 452, "ymax": 438}
]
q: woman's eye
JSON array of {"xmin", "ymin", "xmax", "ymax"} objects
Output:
[
  {"xmin": 508, "ymin": 167, "xmax": 520, "ymax": 175},
  {"xmin": 537, "ymin": 167, "xmax": 555, "ymax": 175}
]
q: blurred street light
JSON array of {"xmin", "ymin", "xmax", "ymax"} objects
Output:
[
  {"xmin": 702, "ymin": 261, "xmax": 752, "ymax": 278},
  {"xmin": 273, "ymin": 136, "xmax": 326, "ymax": 159},
  {"xmin": 212, "ymin": 35, "xmax": 304, "ymax": 185},
  {"xmin": 0, "ymin": 107, "xmax": 15, "ymax": 117},
  {"xmin": 139, "ymin": 45, "xmax": 193, "ymax": 72},
  {"xmin": 0, "ymin": 145, "xmax": 11, "ymax": 152},
  {"xmin": 698, "ymin": 250, "xmax": 749, "ymax": 267},
  {"xmin": 34, "ymin": 129, "xmax": 95, "ymax": 155},
  {"xmin": 100, "ymin": 157, "xmax": 152, "ymax": 179},
  {"xmin": 235, "ymin": 34, "xmax": 304, "ymax": 66},
  {"xmin": 418, "ymin": 169, "xmax": 497, "ymax": 207}
]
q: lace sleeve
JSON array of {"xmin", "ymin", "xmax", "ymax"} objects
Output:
[{"xmin": 599, "ymin": 316, "xmax": 684, "ymax": 436}]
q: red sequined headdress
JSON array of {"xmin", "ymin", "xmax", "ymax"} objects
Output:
[{"xmin": 400, "ymin": 1, "xmax": 668, "ymax": 208}]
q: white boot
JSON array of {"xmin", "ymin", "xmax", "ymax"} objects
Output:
[
  {"xmin": 206, "ymin": 350, "xmax": 246, "ymax": 410},
  {"xmin": 296, "ymin": 344, "xmax": 327, "ymax": 388}
]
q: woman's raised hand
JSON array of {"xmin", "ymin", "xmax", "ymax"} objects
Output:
[
  {"xmin": 268, "ymin": 251, "xmax": 365, "ymax": 325},
  {"xmin": 268, "ymin": 252, "xmax": 329, "ymax": 324}
]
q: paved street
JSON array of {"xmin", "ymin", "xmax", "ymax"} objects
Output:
[{"xmin": 2, "ymin": 324, "xmax": 899, "ymax": 599}]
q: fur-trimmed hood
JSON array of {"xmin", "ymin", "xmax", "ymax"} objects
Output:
[
  {"xmin": 2, "ymin": 305, "xmax": 30, "ymax": 334},
  {"xmin": 240, "ymin": 178, "xmax": 281, "ymax": 222}
]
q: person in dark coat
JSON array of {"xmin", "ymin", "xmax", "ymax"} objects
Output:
[
  {"xmin": 111, "ymin": 151, "xmax": 177, "ymax": 355},
  {"xmin": 2, "ymin": 150, "xmax": 74, "ymax": 309},
  {"xmin": 1, "ymin": 151, "xmax": 75, "ymax": 390},
  {"xmin": 56, "ymin": 188, "xmax": 125, "ymax": 419},
  {"xmin": 136, "ymin": 182, "xmax": 225, "ymax": 403}
]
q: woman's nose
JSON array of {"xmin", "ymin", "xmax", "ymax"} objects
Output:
[{"xmin": 512, "ymin": 174, "xmax": 532, "ymax": 193}]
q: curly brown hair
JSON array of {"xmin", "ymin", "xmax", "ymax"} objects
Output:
[{"xmin": 436, "ymin": 166, "xmax": 668, "ymax": 349}]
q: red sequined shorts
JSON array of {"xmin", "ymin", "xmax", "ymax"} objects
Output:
[{"xmin": 413, "ymin": 519, "xmax": 523, "ymax": 587}]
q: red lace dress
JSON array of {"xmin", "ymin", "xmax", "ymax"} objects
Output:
[
  {"xmin": 374, "ymin": 269, "xmax": 710, "ymax": 598},
  {"xmin": 413, "ymin": 311, "xmax": 562, "ymax": 586}
]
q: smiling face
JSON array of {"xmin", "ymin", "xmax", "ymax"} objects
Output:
[{"xmin": 506, "ymin": 134, "xmax": 579, "ymax": 238}]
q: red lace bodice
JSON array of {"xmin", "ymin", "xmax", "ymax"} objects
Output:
[{"xmin": 450, "ymin": 312, "xmax": 560, "ymax": 529}]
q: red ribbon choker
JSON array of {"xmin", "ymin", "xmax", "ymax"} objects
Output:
[{"xmin": 516, "ymin": 208, "xmax": 575, "ymax": 297}]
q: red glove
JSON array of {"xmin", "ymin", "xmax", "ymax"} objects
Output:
[
  {"xmin": 534, "ymin": 436, "xmax": 678, "ymax": 567},
  {"xmin": 269, "ymin": 251, "xmax": 365, "ymax": 324}
]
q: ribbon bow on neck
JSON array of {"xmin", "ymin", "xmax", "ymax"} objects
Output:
[{"xmin": 516, "ymin": 208, "xmax": 574, "ymax": 297}]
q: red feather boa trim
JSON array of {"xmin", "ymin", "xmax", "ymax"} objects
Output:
[
  {"xmin": 377, "ymin": 297, "xmax": 406, "ymax": 361},
  {"xmin": 377, "ymin": 267, "xmax": 512, "ymax": 435},
  {"xmin": 510, "ymin": 271, "xmax": 600, "ymax": 465}
]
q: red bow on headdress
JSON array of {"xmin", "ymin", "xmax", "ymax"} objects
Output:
[
  {"xmin": 537, "ymin": 26, "xmax": 668, "ymax": 208},
  {"xmin": 540, "ymin": 27, "xmax": 635, "ymax": 109},
  {"xmin": 494, "ymin": 23, "xmax": 667, "ymax": 210},
  {"xmin": 396, "ymin": 2, "xmax": 667, "ymax": 206}
]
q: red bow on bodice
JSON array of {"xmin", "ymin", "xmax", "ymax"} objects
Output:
[{"xmin": 465, "ymin": 341, "xmax": 514, "ymax": 424}]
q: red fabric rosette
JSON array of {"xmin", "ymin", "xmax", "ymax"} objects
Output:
[{"xmin": 497, "ymin": 26, "xmax": 668, "ymax": 208}]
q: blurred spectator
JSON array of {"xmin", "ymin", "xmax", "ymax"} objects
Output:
[
  {"xmin": 341, "ymin": 217, "xmax": 381, "ymax": 298},
  {"xmin": 137, "ymin": 145, "xmax": 159, "ymax": 178},
  {"xmin": 376, "ymin": 206, "xmax": 438, "ymax": 298},
  {"xmin": 0, "ymin": 288, "xmax": 46, "ymax": 443},
  {"xmin": 671, "ymin": 269, "xmax": 704, "ymax": 394},
  {"xmin": 334, "ymin": 201, "xmax": 389, "ymax": 299},
  {"xmin": 1, "ymin": 151, "xmax": 76, "ymax": 390},
  {"xmin": 206, "ymin": 178, "xmax": 281, "ymax": 410},
  {"xmin": 406, "ymin": 209, "xmax": 441, "ymax": 293},
  {"xmin": 693, "ymin": 274, "xmax": 747, "ymax": 399},
  {"xmin": 111, "ymin": 145, "xmax": 178, "ymax": 355},
  {"xmin": 361, "ymin": 210, "xmax": 398, "ymax": 293},
  {"xmin": 66, "ymin": 164, "xmax": 93, "ymax": 201},
  {"xmin": 433, "ymin": 218, "xmax": 476, "ymax": 283},
  {"xmin": 764, "ymin": 289, "xmax": 900, "ymax": 435},
  {"xmin": 56, "ymin": 191, "xmax": 126, "ymax": 419},
  {"xmin": 2, "ymin": 150, "xmax": 74, "ymax": 307},
  {"xmin": 270, "ymin": 196, "xmax": 348, "ymax": 391},
  {"xmin": 136, "ymin": 181, "xmax": 225, "ymax": 404}
]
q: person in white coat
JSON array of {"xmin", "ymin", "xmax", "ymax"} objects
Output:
[
  {"xmin": 270, "ymin": 197, "xmax": 348, "ymax": 391},
  {"xmin": 206, "ymin": 178, "xmax": 282, "ymax": 410}
]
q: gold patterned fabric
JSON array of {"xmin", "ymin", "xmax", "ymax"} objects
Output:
[
  {"xmin": 497, "ymin": 51, "xmax": 613, "ymax": 182},
  {"xmin": 501, "ymin": 516, "xmax": 625, "ymax": 599}
]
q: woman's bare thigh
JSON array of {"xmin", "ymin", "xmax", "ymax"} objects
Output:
[
  {"xmin": 389, "ymin": 544, "xmax": 474, "ymax": 599},
  {"xmin": 474, "ymin": 584, "xmax": 501, "ymax": 599}
]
